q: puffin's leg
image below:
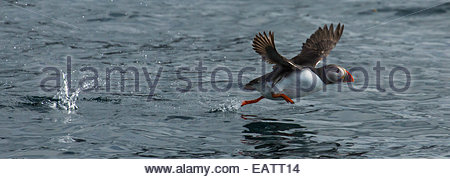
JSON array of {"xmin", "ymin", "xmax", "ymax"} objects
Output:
[
  {"xmin": 272, "ymin": 93, "xmax": 294, "ymax": 104},
  {"xmin": 241, "ymin": 96, "xmax": 265, "ymax": 107}
]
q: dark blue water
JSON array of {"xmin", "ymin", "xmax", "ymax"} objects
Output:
[{"xmin": 0, "ymin": 0, "xmax": 449, "ymax": 158}]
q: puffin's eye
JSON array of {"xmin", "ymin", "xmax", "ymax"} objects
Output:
[{"xmin": 335, "ymin": 69, "xmax": 340, "ymax": 73}]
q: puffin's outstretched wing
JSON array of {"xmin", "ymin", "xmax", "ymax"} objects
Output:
[
  {"xmin": 290, "ymin": 23, "xmax": 344, "ymax": 67},
  {"xmin": 253, "ymin": 31, "xmax": 297, "ymax": 69}
]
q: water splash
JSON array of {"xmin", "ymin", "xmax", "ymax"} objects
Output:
[
  {"xmin": 56, "ymin": 135, "xmax": 76, "ymax": 143},
  {"xmin": 208, "ymin": 98, "xmax": 241, "ymax": 113},
  {"xmin": 54, "ymin": 73, "xmax": 80, "ymax": 113}
]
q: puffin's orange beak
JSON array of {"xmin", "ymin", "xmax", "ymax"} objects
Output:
[{"xmin": 343, "ymin": 70, "xmax": 354, "ymax": 82}]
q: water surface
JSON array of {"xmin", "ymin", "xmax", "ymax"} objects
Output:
[{"xmin": 0, "ymin": 0, "xmax": 449, "ymax": 158}]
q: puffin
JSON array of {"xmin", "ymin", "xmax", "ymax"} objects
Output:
[{"xmin": 241, "ymin": 23, "xmax": 354, "ymax": 107}]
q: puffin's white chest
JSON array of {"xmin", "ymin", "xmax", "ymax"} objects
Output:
[{"xmin": 259, "ymin": 68, "xmax": 324, "ymax": 99}]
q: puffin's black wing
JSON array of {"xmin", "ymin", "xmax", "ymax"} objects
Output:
[
  {"xmin": 252, "ymin": 31, "xmax": 297, "ymax": 69},
  {"xmin": 290, "ymin": 23, "xmax": 344, "ymax": 67}
]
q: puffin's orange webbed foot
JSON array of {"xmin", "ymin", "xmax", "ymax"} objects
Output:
[
  {"xmin": 272, "ymin": 93, "xmax": 294, "ymax": 104},
  {"xmin": 241, "ymin": 96, "xmax": 264, "ymax": 107}
]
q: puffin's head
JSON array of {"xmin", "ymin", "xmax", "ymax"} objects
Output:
[{"xmin": 323, "ymin": 64, "xmax": 354, "ymax": 83}]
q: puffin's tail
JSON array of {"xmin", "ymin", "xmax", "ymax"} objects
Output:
[
  {"xmin": 243, "ymin": 75, "xmax": 265, "ymax": 91},
  {"xmin": 243, "ymin": 80, "xmax": 257, "ymax": 91}
]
